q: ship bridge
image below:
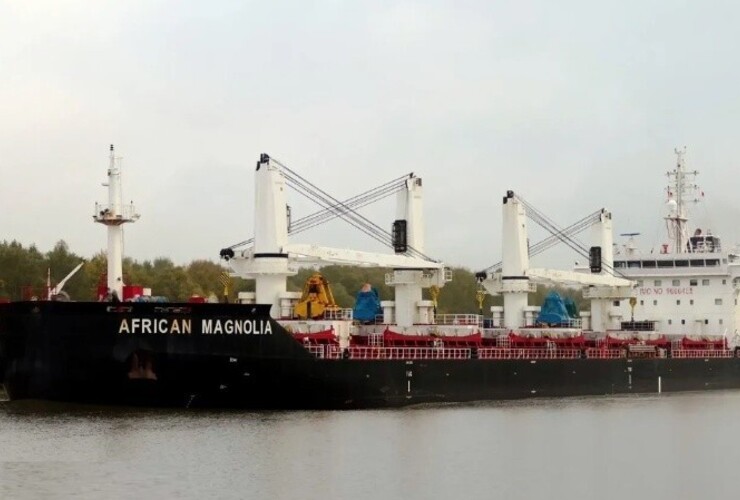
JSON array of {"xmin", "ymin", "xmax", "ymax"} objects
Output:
[{"xmin": 608, "ymin": 150, "xmax": 740, "ymax": 338}]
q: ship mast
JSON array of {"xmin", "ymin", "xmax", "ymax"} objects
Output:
[
  {"xmin": 665, "ymin": 147, "xmax": 700, "ymax": 254},
  {"xmin": 93, "ymin": 145, "xmax": 140, "ymax": 299}
]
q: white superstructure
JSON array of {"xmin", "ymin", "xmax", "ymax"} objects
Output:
[{"xmin": 610, "ymin": 150, "xmax": 740, "ymax": 336}]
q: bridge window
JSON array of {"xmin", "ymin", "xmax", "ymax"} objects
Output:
[
  {"xmin": 628, "ymin": 261, "xmax": 641, "ymax": 268},
  {"xmin": 706, "ymin": 259, "xmax": 719, "ymax": 266},
  {"xmin": 642, "ymin": 261, "xmax": 656, "ymax": 268},
  {"xmin": 675, "ymin": 260, "xmax": 689, "ymax": 267},
  {"xmin": 657, "ymin": 260, "xmax": 674, "ymax": 268},
  {"xmin": 614, "ymin": 261, "xmax": 626, "ymax": 268},
  {"xmin": 690, "ymin": 260, "xmax": 705, "ymax": 267}
]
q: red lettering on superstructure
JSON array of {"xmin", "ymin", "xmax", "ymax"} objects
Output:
[{"xmin": 638, "ymin": 287, "xmax": 694, "ymax": 296}]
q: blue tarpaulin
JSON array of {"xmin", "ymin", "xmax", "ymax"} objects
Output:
[
  {"xmin": 536, "ymin": 291, "xmax": 575, "ymax": 325},
  {"xmin": 353, "ymin": 286, "xmax": 381, "ymax": 322}
]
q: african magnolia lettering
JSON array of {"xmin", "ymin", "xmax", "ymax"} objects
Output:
[{"xmin": 118, "ymin": 318, "xmax": 273, "ymax": 335}]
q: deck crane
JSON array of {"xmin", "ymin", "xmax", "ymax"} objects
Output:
[
  {"xmin": 479, "ymin": 191, "xmax": 634, "ymax": 333},
  {"xmin": 47, "ymin": 262, "xmax": 85, "ymax": 300},
  {"xmin": 222, "ymin": 154, "xmax": 450, "ymax": 328}
]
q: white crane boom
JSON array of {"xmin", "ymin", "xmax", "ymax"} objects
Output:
[
  {"xmin": 285, "ymin": 243, "xmax": 443, "ymax": 269},
  {"xmin": 50, "ymin": 262, "xmax": 85, "ymax": 297},
  {"xmin": 527, "ymin": 268, "xmax": 632, "ymax": 287}
]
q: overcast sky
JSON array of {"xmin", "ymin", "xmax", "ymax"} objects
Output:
[{"xmin": 2, "ymin": 0, "xmax": 739, "ymax": 272}]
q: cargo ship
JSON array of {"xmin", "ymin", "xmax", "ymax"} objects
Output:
[{"xmin": 1, "ymin": 147, "xmax": 739, "ymax": 409}]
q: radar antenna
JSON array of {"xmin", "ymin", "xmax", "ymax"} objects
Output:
[{"xmin": 619, "ymin": 233, "xmax": 640, "ymax": 256}]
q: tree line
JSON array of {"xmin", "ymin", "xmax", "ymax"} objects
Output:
[{"xmin": 0, "ymin": 240, "xmax": 586, "ymax": 314}]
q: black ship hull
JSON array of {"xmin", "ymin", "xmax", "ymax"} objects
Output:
[{"xmin": 2, "ymin": 301, "xmax": 740, "ymax": 409}]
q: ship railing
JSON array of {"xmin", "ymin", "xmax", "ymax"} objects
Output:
[
  {"xmin": 481, "ymin": 328, "xmax": 508, "ymax": 338},
  {"xmin": 621, "ymin": 344, "xmax": 659, "ymax": 358},
  {"xmin": 671, "ymin": 349, "xmax": 734, "ymax": 359},
  {"xmin": 626, "ymin": 344, "xmax": 658, "ymax": 355},
  {"xmin": 325, "ymin": 346, "xmax": 343, "ymax": 359},
  {"xmin": 319, "ymin": 346, "xmax": 473, "ymax": 360},
  {"xmin": 93, "ymin": 202, "xmax": 140, "ymax": 222},
  {"xmin": 367, "ymin": 333, "xmax": 384, "ymax": 347},
  {"xmin": 315, "ymin": 346, "xmax": 737, "ymax": 360},
  {"xmin": 689, "ymin": 239, "xmax": 722, "ymax": 253},
  {"xmin": 346, "ymin": 347, "xmax": 472, "ymax": 360},
  {"xmin": 584, "ymin": 348, "xmax": 626, "ymax": 359},
  {"xmin": 435, "ymin": 314, "xmax": 483, "ymax": 326},
  {"xmin": 305, "ymin": 345, "xmax": 326, "ymax": 359},
  {"xmin": 548, "ymin": 318, "xmax": 583, "ymax": 329},
  {"xmin": 477, "ymin": 348, "xmax": 582, "ymax": 360},
  {"xmin": 324, "ymin": 308, "xmax": 353, "ymax": 321},
  {"xmin": 494, "ymin": 335, "xmax": 511, "ymax": 348},
  {"xmin": 620, "ymin": 321, "xmax": 657, "ymax": 332}
]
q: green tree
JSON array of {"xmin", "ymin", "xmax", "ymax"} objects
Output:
[
  {"xmin": 0, "ymin": 240, "xmax": 46, "ymax": 299},
  {"xmin": 83, "ymin": 252, "xmax": 108, "ymax": 300},
  {"xmin": 187, "ymin": 259, "xmax": 231, "ymax": 300},
  {"xmin": 0, "ymin": 240, "xmax": 593, "ymax": 311}
]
